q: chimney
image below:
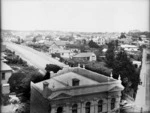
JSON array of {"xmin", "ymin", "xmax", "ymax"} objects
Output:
[
  {"xmin": 43, "ymin": 81, "xmax": 52, "ymax": 98},
  {"xmin": 83, "ymin": 64, "xmax": 85, "ymax": 69},
  {"xmin": 50, "ymin": 71, "xmax": 54, "ymax": 77}
]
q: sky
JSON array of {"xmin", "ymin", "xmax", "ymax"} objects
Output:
[{"xmin": 1, "ymin": 0, "xmax": 149, "ymax": 32}]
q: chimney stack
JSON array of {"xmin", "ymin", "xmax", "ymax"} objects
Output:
[{"xmin": 43, "ymin": 81, "xmax": 52, "ymax": 98}]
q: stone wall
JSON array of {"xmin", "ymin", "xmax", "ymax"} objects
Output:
[
  {"xmin": 50, "ymin": 91, "xmax": 121, "ymax": 113},
  {"xmin": 30, "ymin": 82, "xmax": 50, "ymax": 113}
]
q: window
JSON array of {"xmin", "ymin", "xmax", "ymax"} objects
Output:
[
  {"xmin": 147, "ymin": 54, "xmax": 150, "ymax": 61},
  {"xmin": 72, "ymin": 104, "xmax": 78, "ymax": 113},
  {"xmin": 57, "ymin": 107, "xmax": 63, "ymax": 113},
  {"xmin": 98, "ymin": 100, "xmax": 103, "ymax": 112},
  {"xmin": 2, "ymin": 73, "xmax": 5, "ymax": 80},
  {"xmin": 85, "ymin": 102, "xmax": 91, "ymax": 113},
  {"xmin": 72, "ymin": 78, "xmax": 80, "ymax": 86},
  {"xmin": 111, "ymin": 98, "xmax": 115, "ymax": 110}
]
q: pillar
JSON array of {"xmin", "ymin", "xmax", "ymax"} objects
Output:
[
  {"xmin": 90, "ymin": 100, "xmax": 95, "ymax": 113},
  {"xmin": 81, "ymin": 102, "xmax": 85, "ymax": 113},
  {"xmin": 51, "ymin": 104, "xmax": 56, "ymax": 113},
  {"xmin": 64, "ymin": 105, "xmax": 70, "ymax": 113},
  {"xmin": 77, "ymin": 102, "xmax": 82, "ymax": 113}
]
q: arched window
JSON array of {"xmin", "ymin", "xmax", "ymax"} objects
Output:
[
  {"xmin": 111, "ymin": 98, "xmax": 116, "ymax": 110},
  {"xmin": 57, "ymin": 107, "xmax": 63, "ymax": 113},
  {"xmin": 48, "ymin": 104, "xmax": 51, "ymax": 113},
  {"xmin": 72, "ymin": 104, "xmax": 78, "ymax": 113},
  {"xmin": 98, "ymin": 100, "xmax": 103, "ymax": 112},
  {"xmin": 85, "ymin": 102, "xmax": 91, "ymax": 113}
]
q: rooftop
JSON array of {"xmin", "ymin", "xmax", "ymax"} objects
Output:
[
  {"xmin": 35, "ymin": 67, "xmax": 116, "ymax": 91},
  {"xmin": 0, "ymin": 61, "xmax": 12, "ymax": 72},
  {"xmin": 73, "ymin": 52, "xmax": 95, "ymax": 58},
  {"xmin": 45, "ymin": 41, "xmax": 68, "ymax": 46}
]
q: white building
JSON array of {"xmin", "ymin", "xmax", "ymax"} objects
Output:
[
  {"xmin": 120, "ymin": 44, "xmax": 139, "ymax": 52},
  {"xmin": 0, "ymin": 61, "xmax": 13, "ymax": 94}
]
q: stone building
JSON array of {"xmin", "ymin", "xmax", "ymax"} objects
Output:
[{"xmin": 30, "ymin": 67, "xmax": 124, "ymax": 113}]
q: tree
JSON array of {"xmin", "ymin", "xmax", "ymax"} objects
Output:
[
  {"xmin": 112, "ymin": 50, "xmax": 139, "ymax": 98},
  {"xmin": 88, "ymin": 40, "xmax": 99, "ymax": 48},
  {"xmin": 105, "ymin": 41, "xmax": 115, "ymax": 67},
  {"xmin": 8, "ymin": 66, "xmax": 43, "ymax": 101},
  {"xmin": 119, "ymin": 33, "xmax": 126, "ymax": 39},
  {"xmin": 45, "ymin": 64, "xmax": 62, "ymax": 73},
  {"xmin": 43, "ymin": 64, "xmax": 62, "ymax": 80}
]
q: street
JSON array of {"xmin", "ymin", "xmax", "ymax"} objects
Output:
[{"xmin": 3, "ymin": 42, "xmax": 67, "ymax": 75}]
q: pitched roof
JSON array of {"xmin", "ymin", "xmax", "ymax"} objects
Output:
[
  {"xmin": 45, "ymin": 41, "xmax": 68, "ymax": 46},
  {"xmin": 34, "ymin": 67, "xmax": 116, "ymax": 92},
  {"xmin": 73, "ymin": 52, "xmax": 95, "ymax": 58},
  {"xmin": 0, "ymin": 61, "xmax": 12, "ymax": 72}
]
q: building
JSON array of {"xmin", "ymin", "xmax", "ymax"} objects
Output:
[
  {"xmin": 30, "ymin": 67, "xmax": 124, "ymax": 113},
  {"xmin": 46, "ymin": 41, "xmax": 68, "ymax": 49},
  {"xmin": 97, "ymin": 37, "xmax": 106, "ymax": 45},
  {"xmin": 72, "ymin": 52, "xmax": 97, "ymax": 62},
  {"xmin": 50, "ymin": 48, "xmax": 76, "ymax": 59},
  {"xmin": 0, "ymin": 61, "xmax": 13, "ymax": 94},
  {"xmin": 120, "ymin": 44, "xmax": 139, "ymax": 52},
  {"xmin": 92, "ymin": 36, "xmax": 106, "ymax": 45},
  {"xmin": 134, "ymin": 49, "xmax": 150, "ymax": 112}
]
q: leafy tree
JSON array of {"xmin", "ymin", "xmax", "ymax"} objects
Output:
[
  {"xmin": 105, "ymin": 41, "xmax": 115, "ymax": 67},
  {"xmin": 43, "ymin": 64, "xmax": 62, "ymax": 80},
  {"xmin": 45, "ymin": 64, "xmax": 62, "ymax": 73},
  {"xmin": 8, "ymin": 66, "xmax": 43, "ymax": 101},
  {"xmin": 88, "ymin": 40, "xmax": 99, "ymax": 48},
  {"xmin": 112, "ymin": 50, "xmax": 140, "ymax": 98}
]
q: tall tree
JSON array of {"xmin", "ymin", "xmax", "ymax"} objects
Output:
[
  {"xmin": 105, "ymin": 41, "xmax": 115, "ymax": 67},
  {"xmin": 112, "ymin": 50, "xmax": 139, "ymax": 98}
]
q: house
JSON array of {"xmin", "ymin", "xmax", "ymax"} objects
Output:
[
  {"xmin": 45, "ymin": 41, "xmax": 68, "ymax": 50},
  {"xmin": 120, "ymin": 44, "xmax": 139, "ymax": 52},
  {"xmin": 72, "ymin": 52, "xmax": 97, "ymax": 62},
  {"xmin": 1, "ymin": 44, "xmax": 6, "ymax": 52},
  {"xmin": 97, "ymin": 37, "xmax": 106, "ymax": 45},
  {"xmin": 30, "ymin": 67, "xmax": 124, "ymax": 113},
  {"xmin": 0, "ymin": 61, "xmax": 13, "ymax": 94},
  {"xmin": 1, "ymin": 53, "xmax": 8, "ymax": 63},
  {"xmin": 50, "ymin": 48, "xmax": 76, "ymax": 59}
]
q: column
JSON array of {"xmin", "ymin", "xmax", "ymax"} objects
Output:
[
  {"xmin": 64, "ymin": 105, "xmax": 70, "ymax": 113},
  {"xmin": 106, "ymin": 96, "xmax": 111, "ymax": 113},
  {"xmin": 51, "ymin": 108, "xmax": 56, "ymax": 113},
  {"xmin": 51, "ymin": 104, "xmax": 56, "ymax": 113},
  {"xmin": 77, "ymin": 103, "xmax": 82, "ymax": 113},
  {"xmin": 115, "ymin": 96, "xmax": 121, "ymax": 109},
  {"xmin": 90, "ymin": 100, "xmax": 95, "ymax": 113},
  {"xmin": 81, "ymin": 102, "xmax": 85, "ymax": 113},
  {"xmin": 92, "ymin": 98, "xmax": 98, "ymax": 113}
]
